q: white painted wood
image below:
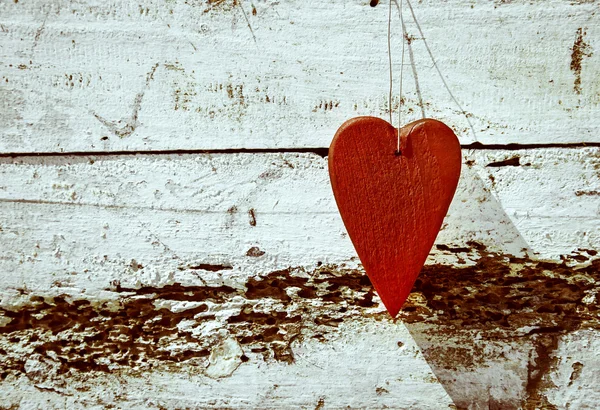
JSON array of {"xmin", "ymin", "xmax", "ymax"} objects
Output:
[
  {"xmin": 473, "ymin": 148, "xmax": 600, "ymax": 258},
  {"xmin": 0, "ymin": 149, "xmax": 597, "ymax": 301},
  {"xmin": 0, "ymin": 320, "xmax": 454, "ymax": 409},
  {"xmin": 1, "ymin": 0, "xmax": 598, "ymax": 152},
  {"xmin": 1, "ymin": 150, "xmax": 599, "ymax": 408},
  {"xmin": 547, "ymin": 330, "xmax": 600, "ymax": 408},
  {"xmin": 2, "ymin": 1, "xmax": 599, "ymax": 405}
]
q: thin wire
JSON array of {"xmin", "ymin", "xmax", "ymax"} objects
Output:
[
  {"xmin": 397, "ymin": 0, "xmax": 405, "ymax": 153},
  {"xmin": 387, "ymin": 0, "xmax": 393, "ymax": 125},
  {"xmin": 403, "ymin": 0, "xmax": 477, "ymax": 142}
]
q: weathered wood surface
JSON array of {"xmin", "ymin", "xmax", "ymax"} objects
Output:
[
  {"xmin": 1, "ymin": 0, "xmax": 599, "ymax": 153},
  {"xmin": 2, "ymin": 0, "xmax": 600, "ymax": 408},
  {"xmin": 1, "ymin": 148, "xmax": 600, "ymax": 408},
  {"xmin": 1, "ymin": 315, "xmax": 455, "ymax": 408},
  {"xmin": 2, "ymin": 245, "xmax": 599, "ymax": 408},
  {"xmin": 1, "ymin": 148, "xmax": 598, "ymax": 295}
]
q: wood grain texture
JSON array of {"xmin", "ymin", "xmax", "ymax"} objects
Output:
[
  {"xmin": 329, "ymin": 118, "xmax": 461, "ymax": 316},
  {"xmin": 1, "ymin": 0, "xmax": 600, "ymax": 406},
  {"xmin": 0, "ymin": 148, "xmax": 598, "ymax": 298},
  {"xmin": 0, "ymin": 148, "xmax": 599, "ymax": 408},
  {"xmin": 1, "ymin": 0, "xmax": 599, "ymax": 152},
  {"xmin": 0, "ymin": 315, "xmax": 454, "ymax": 408}
]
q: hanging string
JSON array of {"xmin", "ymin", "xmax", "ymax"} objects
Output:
[
  {"xmin": 389, "ymin": 0, "xmax": 476, "ymax": 152},
  {"xmin": 387, "ymin": 0, "xmax": 393, "ymax": 126},
  {"xmin": 402, "ymin": 0, "xmax": 478, "ymax": 143},
  {"xmin": 388, "ymin": 0, "xmax": 406, "ymax": 154},
  {"xmin": 397, "ymin": 0, "xmax": 405, "ymax": 154}
]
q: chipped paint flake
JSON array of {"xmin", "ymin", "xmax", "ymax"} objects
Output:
[{"xmin": 205, "ymin": 337, "xmax": 243, "ymax": 379}]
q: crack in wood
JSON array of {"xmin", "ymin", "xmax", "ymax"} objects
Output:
[
  {"xmin": 2, "ymin": 143, "xmax": 600, "ymax": 161},
  {"xmin": 486, "ymin": 156, "xmax": 529, "ymax": 167},
  {"xmin": 186, "ymin": 263, "xmax": 234, "ymax": 272}
]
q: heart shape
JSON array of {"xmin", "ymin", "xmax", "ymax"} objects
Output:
[{"xmin": 328, "ymin": 117, "xmax": 462, "ymax": 317}]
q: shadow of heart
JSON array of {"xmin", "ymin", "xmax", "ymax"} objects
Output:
[
  {"xmin": 401, "ymin": 245, "xmax": 599, "ymax": 409},
  {"xmin": 397, "ymin": 166, "xmax": 599, "ymax": 409}
]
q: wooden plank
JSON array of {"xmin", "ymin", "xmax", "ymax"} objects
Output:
[
  {"xmin": 472, "ymin": 147, "xmax": 600, "ymax": 258},
  {"xmin": 1, "ymin": 203, "xmax": 599, "ymax": 408},
  {"xmin": 0, "ymin": 317, "xmax": 454, "ymax": 408},
  {"xmin": 1, "ymin": 0, "xmax": 599, "ymax": 152},
  {"xmin": 0, "ymin": 148, "xmax": 598, "ymax": 297},
  {"xmin": 2, "ymin": 245, "xmax": 597, "ymax": 408}
]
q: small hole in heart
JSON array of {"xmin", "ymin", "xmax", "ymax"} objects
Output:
[{"xmin": 394, "ymin": 149, "xmax": 402, "ymax": 157}]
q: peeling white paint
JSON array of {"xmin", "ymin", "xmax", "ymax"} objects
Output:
[
  {"xmin": 205, "ymin": 336, "xmax": 243, "ymax": 379},
  {"xmin": 0, "ymin": 0, "xmax": 598, "ymax": 152},
  {"xmin": 1, "ymin": 0, "xmax": 599, "ymax": 408}
]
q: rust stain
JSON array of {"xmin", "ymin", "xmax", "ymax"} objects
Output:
[
  {"xmin": 224, "ymin": 83, "xmax": 245, "ymax": 106},
  {"xmin": 524, "ymin": 332, "xmax": 560, "ymax": 409},
  {"xmin": 0, "ymin": 295, "xmax": 213, "ymax": 375},
  {"xmin": 402, "ymin": 243, "xmax": 600, "ymax": 408},
  {"xmin": 202, "ymin": 0, "xmax": 235, "ymax": 13},
  {"xmin": 114, "ymin": 282, "xmax": 235, "ymax": 302},
  {"xmin": 228, "ymin": 309, "xmax": 301, "ymax": 363},
  {"xmin": 312, "ymin": 100, "xmax": 340, "ymax": 112},
  {"xmin": 375, "ymin": 386, "xmax": 389, "ymax": 395},
  {"xmin": 173, "ymin": 88, "xmax": 197, "ymax": 112},
  {"xmin": 402, "ymin": 244, "xmax": 598, "ymax": 330},
  {"xmin": 570, "ymin": 28, "xmax": 593, "ymax": 94},
  {"xmin": 0, "ymin": 264, "xmax": 377, "ymax": 378},
  {"xmin": 246, "ymin": 246, "xmax": 265, "ymax": 257},
  {"xmin": 248, "ymin": 208, "xmax": 257, "ymax": 226}
]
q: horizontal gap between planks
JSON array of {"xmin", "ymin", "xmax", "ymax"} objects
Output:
[{"xmin": 0, "ymin": 142, "xmax": 599, "ymax": 159}]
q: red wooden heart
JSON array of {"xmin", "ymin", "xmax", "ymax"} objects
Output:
[{"xmin": 328, "ymin": 117, "xmax": 461, "ymax": 317}]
